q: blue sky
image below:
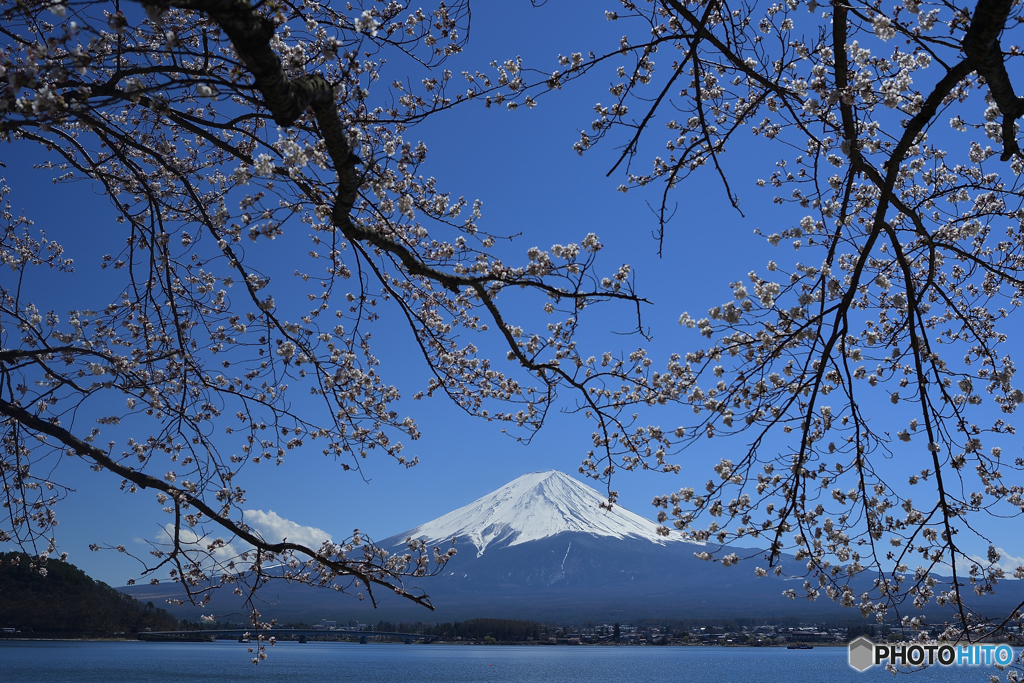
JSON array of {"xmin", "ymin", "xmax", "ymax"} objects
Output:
[{"xmin": 3, "ymin": 0, "xmax": 1024, "ymax": 596}]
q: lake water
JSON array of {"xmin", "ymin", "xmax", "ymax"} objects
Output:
[{"xmin": 0, "ymin": 641, "xmax": 1007, "ymax": 682}]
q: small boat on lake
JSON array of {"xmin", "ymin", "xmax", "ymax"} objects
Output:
[{"xmin": 787, "ymin": 643, "xmax": 813, "ymax": 649}]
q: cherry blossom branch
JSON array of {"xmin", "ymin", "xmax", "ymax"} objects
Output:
[
  {"xmin": 0, "ymin": 395, "xmax": 436, "ymax": 610},
  {"xmin": 963, "ymin": 0, "xmax": 1024, "ymax": 160}
]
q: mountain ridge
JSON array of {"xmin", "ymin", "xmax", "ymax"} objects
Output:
[{"xmin": 119, "ymin": 470, "xmax": 1024, "ymax": 623}]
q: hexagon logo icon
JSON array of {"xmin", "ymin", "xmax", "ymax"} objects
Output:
[{"xmin": 848, "ymin": 636, "xmax": 875, "ymax": 672}]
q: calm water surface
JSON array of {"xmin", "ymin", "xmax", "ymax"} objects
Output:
[{"xmin": 0, "ymin": 641, "xmax": 1003, "ymax": 682}]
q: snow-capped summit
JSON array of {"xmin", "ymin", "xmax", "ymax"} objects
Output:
[{"xmin": 394, "ymin": 470, "xmax": 686, "ymax": 557}]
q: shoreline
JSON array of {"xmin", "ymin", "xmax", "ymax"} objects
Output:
[{"xmin": 1, "ymin": 636, "xmax": 848, "ymax": 647}]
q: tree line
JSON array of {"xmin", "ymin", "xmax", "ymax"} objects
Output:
[
  {"xmin": 423, "ymin": 618, "xmax": 544, "ymax": 642},
  {"xmin": 0, "ymin": 552, "xmax": 180, "ymax": 636}
]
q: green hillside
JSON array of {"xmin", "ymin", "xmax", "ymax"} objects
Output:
[{"xmin": 0, "ymin": 552, "xmax": 180, "ymax": 637}]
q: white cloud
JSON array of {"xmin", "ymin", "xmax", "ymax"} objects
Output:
[
  {"xmin": 156, "ymin": 511, "xmax": 332, "ymax": 569},
  {"xmin": 968, "ymin": 547, "xmax": 1024, "ymax": 578},
  {"xmin": 161, "ymin": 523, "xmax": 241, "ymax": 560},
  {"xmin": 244, "ymin": 509, "xmax": 332, "ymax": 550}
]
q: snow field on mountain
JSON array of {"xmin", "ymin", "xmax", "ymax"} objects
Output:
[{"xmin": 396, "ymin": 470, "xmax": 691, "ymax": 557}]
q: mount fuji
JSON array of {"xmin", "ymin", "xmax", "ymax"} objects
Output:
[
  {"xmin": 124, "ymin": 470, "xmax": 973, "ymax": 623},
  {"xmin": 360, "ymin": 470, "xmax": 809, "ymax": 621},
  {"xmin": 393, "ymin": 470, "xmax": 691, "ymax": 557}
]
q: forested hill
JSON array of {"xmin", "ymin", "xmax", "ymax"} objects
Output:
[{"xmin": 0, "ymin": 552, "xmax": 180, "ymax": 636}]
